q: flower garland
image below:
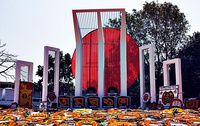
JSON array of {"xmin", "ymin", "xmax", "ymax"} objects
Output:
[
  {"xmin": 117, "ymin": 112, "xmax": 140, "ymax": 120},
  {"xmin": 75, "ymin": 120, "xmax": 98, "ymax": 126},
  {"xmin": 107, "ymin": 121, "xmax": 136, "ymax": 126},
  {"xmin": 25, "ymin": 112, "xmax": 48, "ymax": 122},
  {"xmin": 0, "ymin": 107, "xmax": 200, "ymax": 125}
]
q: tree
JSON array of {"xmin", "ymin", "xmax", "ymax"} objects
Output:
[
  {"xmin": 106, "ymin": 1, "xmax": 190, "ymax": 93},
  {"xmin": 0, "ymin": 41, "xmax": 17, "ymax": 80},
  {"xmin": 35, "ymin": 51, "xmax": 74, "ymax": 96},
  {"xmin": 139, "ymin": 2, "xmax": 190, "ymax": 89},
  {"xmin": 177, "ymin": 32, "xmax": 200, "ymax": 98}
]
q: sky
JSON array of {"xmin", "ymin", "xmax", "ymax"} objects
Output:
[{"xmin": 0, "ymin": 0, "xmax": 200, "ymax": 82}]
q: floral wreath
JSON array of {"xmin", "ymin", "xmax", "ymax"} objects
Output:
[{"xmin": 142, "ymin": 92, "xmax": 150, "ymax": 103}]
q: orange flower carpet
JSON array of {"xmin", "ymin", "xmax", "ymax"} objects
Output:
[{"xmin": 0, "ymin": 107, "xmax": 200, "ymax": 126}]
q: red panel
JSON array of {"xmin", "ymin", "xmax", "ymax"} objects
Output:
[
  {"xmin": 72, "ymin": 28, "xmax": 139, "ymax": 94},
  {"xmin": 19, "ymin": 82, "xmax": 33, "ymax": 108}
]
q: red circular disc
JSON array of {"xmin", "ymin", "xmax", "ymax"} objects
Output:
[{"xmin": 72, "ymin": 28, "xmax": 139, "ymax": 94}]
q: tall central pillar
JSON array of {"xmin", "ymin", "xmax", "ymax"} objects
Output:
[
  {"xmin": 120, "ymin": 9, "xmax": 127, "ymax": 96},
  {"xmin": 97, "ymin": 11, "xmax": 105, "ymax": 109}
]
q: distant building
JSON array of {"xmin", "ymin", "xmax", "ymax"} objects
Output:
[
  {"xmin": 0, "ymin": 81, "xmax": 14, "ymax": 88},
  {"xmin": 0, "ymin": 82, "xmax": 14, "ymax": 103}
]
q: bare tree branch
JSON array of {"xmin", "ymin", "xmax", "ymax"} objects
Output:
[{"xmin": 0, "ymin": 41, "xmax": 17, "ymax": 80}]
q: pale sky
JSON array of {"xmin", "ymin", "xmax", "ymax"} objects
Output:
[{"xmin": 0, "ymin": 0, "xmax": 200, "ymax": 82}]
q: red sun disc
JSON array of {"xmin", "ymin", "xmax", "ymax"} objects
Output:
[{"xmin": 72, "ymin": 28, "xmax": 139, "ymax": 94}]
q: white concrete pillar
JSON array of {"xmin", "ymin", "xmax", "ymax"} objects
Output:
[
  {"xmin": 42, "ymin": 46, "xmax": 60, "ymax": 102},
  {"xmin": 14, "ymin": 60, "xmax": 33, "ymax": 103},
  {"xmin": 163, "ymin": 58, "xmax": 183, "ymax": 101},
  {"xmin": 54, "ymin": 49, "xmax": 60, "ymax": 103},
  {"xmin": 42, "ymin": 47, "xmax": 48, "ymax": 102},
  {"xmin": 72, "ymin": 10, "xmax": 83, "ymax": 96},
  {"xmin": 139, "ymin": 48, "xmax": 145, "ymax": 106},
  {"xmin": 149, "ymin": 46, "xmax": 156, "ymax": 102},
  {"xmin": 97, "ymin": 11, "xmax": 105, "ymax": 109},
  {"xmin": 139, "ymin": 44, "xmax": 156, "ymax": 106},
  {"xmin": 120, "ymin": 9, "xmax": 127, "ymax": 96}
]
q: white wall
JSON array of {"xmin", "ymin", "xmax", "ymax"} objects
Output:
[{"xmin": 2, "ymin": 88, "xmax": 14, "ymax": 101}]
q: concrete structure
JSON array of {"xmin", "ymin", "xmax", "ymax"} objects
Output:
[
  {"xmin": 163, "ymin": 58, "xmax": 183, "ymax": 101},
  {"xmin": 72, "ymin": 9, "xmax": 126, "ymax": 108},
  {"xmin": 42, "ymin": 46, "xmax": 60, "ymax": 102},
  {"xmin": 14, "ymin": 60, "xmax": 33, "ymax": 103},
  {"xmin": 2, "ymin": 88, "xmax": 14, "ymax": 101},
  {"xmin": 139, "ymin": 44, "xmax": 156, "ymax": 106},
  {"xmin": 0, "ymin": 88, "xmax": 2, "ymax": 100}
]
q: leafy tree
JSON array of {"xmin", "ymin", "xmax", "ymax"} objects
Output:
[
  {"xmin": 177, "ymin": 32, "xmax": 200, "ymax": 98},
  {"xmin": 35, "ymin": 51, "xmax": 74, "ymax": 96},
  {"xmin": 139, "ymin": 2, "xmax": 190, "ymax": 88},
  {"xmin": 106, "ymin": 1, "xmax": 190, "ymax": 102},
  {"xmin": 0, "ymin": 41, "xmax": 17, "ymax": 80}
]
